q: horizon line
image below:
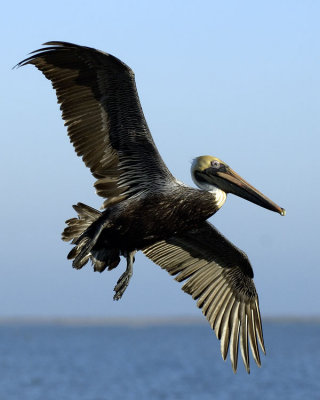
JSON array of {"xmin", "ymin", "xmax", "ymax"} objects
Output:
[{"xmin": 0, "ymin": 315, "xmax": 319, "ymax": 326}]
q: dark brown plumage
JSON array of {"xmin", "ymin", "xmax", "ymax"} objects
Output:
[{"xmin": 17, "ymin": 41, "xmax": 285, "ymax": 373}]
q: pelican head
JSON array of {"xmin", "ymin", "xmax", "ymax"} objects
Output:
[{"xmin": 191, "ymin": 155, "xmax": 286, "ymax": 216}]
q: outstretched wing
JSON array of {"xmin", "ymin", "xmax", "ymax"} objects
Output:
[
  {"xmin": 17, "ymin": 41, "xmax": 174, "ymax": 207},
  {"xmin": 143, "ymin": 221, "xmax": 265, "ymax": 373}
]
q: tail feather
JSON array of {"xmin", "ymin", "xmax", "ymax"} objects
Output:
[
  {"xmin": 72, "ymin": 222, "xmax": 105, "ymax": 268},
  {"xmin": 62, "ymin": 203, "xmax": 101, "ymax": 243},
  {"xmin": 91, "ymin": 248, "xmax": 120, "ymax": 272},
  {"xmin": 62, "ymin": 202, "xmax": 120, "ymax": 272}
]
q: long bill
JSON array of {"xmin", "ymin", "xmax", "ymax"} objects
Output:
[{"xmin": 208, "ymin": 168, "xmax": 286, "ymax": 216}]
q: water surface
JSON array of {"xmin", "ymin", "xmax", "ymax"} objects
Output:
[{"xmin": 0, "ymin": 321, "xmax": 319, "ymax": 399}]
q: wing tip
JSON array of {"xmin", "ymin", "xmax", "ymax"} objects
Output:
[{"xmin": 14, "ymin": 41, "xmax": 83, "ymax": 70}]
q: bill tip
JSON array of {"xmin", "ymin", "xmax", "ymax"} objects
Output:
[{"xmin": 280, "ymin": 208, "xmax": 286, "ymax": 216}]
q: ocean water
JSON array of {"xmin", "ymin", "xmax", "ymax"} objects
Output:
[{"xmin": 0, "ymin": 321, "xmax": 319, "ymax": 400}]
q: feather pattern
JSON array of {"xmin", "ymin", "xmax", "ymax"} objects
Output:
[
  {"xmin": 16, "ymin": 41, "xmax": 174, "ymax": 208},
  {"xmin": 143, "ymin": 221, "xmax": 265, "ymax": 373}
]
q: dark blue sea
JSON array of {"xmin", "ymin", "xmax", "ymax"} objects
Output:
[{"xmin": 0, "ymin": 321, "xmax": 319, "ymax": 400}]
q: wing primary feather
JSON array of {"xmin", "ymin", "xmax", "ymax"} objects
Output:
[
  {"xmin": 190, "ymin": 269, "xmax": 220, "ymax": 300},
  {"xmin": 196, "ymin": 281, "xmax": 218, "ymax": 309},
  {"xmin": 175, "ymin": 260, "xmax": 209, "ymax": 283},
  {"xmin": 213, "ymin": 293, "xmax": 234, "ymax": 339},
  {"xmin": 246, "ymin": 304, "xmax": 261, "ymax": 367},
  {"xmin": 200, "ymin": 279, "xmax": 226, "ymax": 316},
  {"xmin": 196, "ymin": 271, "xmax": 227, "ymax": 308},
  {"xmin": 254, "ymin": 299, "xmax": 266, "ymax": 354},
  {"xmin": 209, "ymin": 290, "xmax": 233, "ymax": 333},
  {"xmin": 239, "ymin": 303, "xmax": 250, "ymax": 373},
  {"xmin": 206, "ymin": 284, "xmax": 230, "ymax": 325},
  {"xmin": 220, "ymin": 294, "xmax": 233, "ymax": 360},
  {"xmin": 182, "ymin": 267, "xmax": 222, "ymax": 296},
  {"xmin": 229, "ymin": 301, "xmax": 240, "ymax": 373}
]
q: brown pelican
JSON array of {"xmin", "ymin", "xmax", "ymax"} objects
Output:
[{"xmin": 17, "ymin": 42, "xmax": 285, "ymax": 373}]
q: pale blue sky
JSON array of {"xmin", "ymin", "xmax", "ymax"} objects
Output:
[{"xmin": 1, "ymin": 0, "xmax": 319, "ymax": 318}]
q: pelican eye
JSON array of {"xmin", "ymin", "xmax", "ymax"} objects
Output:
[{"xmin": 211, "ymin": 160, "xmax": 221, "ymax": 169}]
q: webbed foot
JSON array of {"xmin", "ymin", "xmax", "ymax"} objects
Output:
[{"xmin": 113, "ymin": 251, "xmax": 136, "ymax": 300}]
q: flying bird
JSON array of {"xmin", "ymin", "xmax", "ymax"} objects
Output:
[{"xmin": 17, "ymin": 42, "xmax": 285, "ymax": 373}]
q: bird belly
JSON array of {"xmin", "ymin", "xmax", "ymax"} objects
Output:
[{"xmin": 95, "ymin": 190, "xmax": 218, "ymax": 252}]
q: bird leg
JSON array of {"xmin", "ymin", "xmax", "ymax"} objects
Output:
[{"xmin": 113, "ymin": 251, "xmax": 136, "ymax": 301}]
